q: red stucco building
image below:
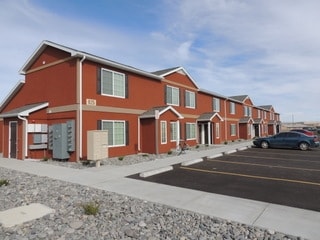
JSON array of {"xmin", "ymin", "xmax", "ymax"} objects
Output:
[{"xmin": 0, "ymin": 41, "xmax": 281, "ymax": 161}]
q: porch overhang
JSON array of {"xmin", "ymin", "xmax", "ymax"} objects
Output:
[
  {"xmin": 139, "ymin": 106, "xmax": 184, "ymax": 119},
  {"xmin": 197, "ymin": 112, "xmax": 224, "ymax": 122},
  {"xmin": 0, "ymin": 102, "xmax": 49, "ymax": 118}
]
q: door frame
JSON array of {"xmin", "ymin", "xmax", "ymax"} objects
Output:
[{"xmin": 9, "ymin": 121, "xmax": 18, "ymax": 158}]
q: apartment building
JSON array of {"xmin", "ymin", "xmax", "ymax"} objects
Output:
[{"xmin": 0, "ymin": 40, "xmax": 280, "ymax": 161}]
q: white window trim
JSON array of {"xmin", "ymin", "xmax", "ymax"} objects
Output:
[
  {"xmin": 101, "ymin": 120, "xmax": 126, "ymax": 147},
  {"xmin": 186, "ymin": 122, "xmax": 196, "ymax": 140},
  {"xmin": 230, "ymin": 102, "xmax": 235, "ymax": 114},
  {"xmin": 101, "ymin": 68, "xmax": 126, "ymax": 98},
  {"xmin": 170, "ymin": 121, "xmax": 178, "ymax": 142},
  {"xmin": 185, "ymin": 90, "xmax": 195, "ymax": 109},
  {"xmin": 213, "ymin": 98, "xmax": 220, "ymax": 112},
  {"xmin": 166, "ymin": 85, "xmax": 180, "ymax": 106},
  {"xmin": 230, "ymin": 124, "xmax": 237, "ymax": 136},
  {"xmin": 161, "ymin": 121, "xmax": 167, "ymax": 144}
]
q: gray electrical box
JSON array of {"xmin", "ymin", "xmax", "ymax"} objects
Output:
[{"xmin": 48, "ymin": 120, "xmax": 75, "ymax": 160}]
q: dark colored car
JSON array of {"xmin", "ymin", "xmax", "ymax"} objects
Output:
[
  {"xmin": 253, "ymin": 131, "xmax": 320, "ymax": 151},
  {"xmin": 290, "ymin": 129, "xmax": 314, "ymax": 136}
]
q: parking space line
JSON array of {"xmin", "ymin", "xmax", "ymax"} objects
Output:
[
  {"xmin": 180, "ymin": 166, "xmax": 320, "ymax": 187},
  {"xmin": 207, "ymin": 159, "xmax": 320, "ymax": 172},
  {"xmin": 228, "ymin": 154, "xmax": 320, "ymax": 164}
]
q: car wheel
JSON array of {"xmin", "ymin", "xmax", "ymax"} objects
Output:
[
  {"xmin": 261, "ymin": 141, "xmax": 269, "ymax": 149},
  {"xmin": 299, "ymin": 142, "xmax": 309, "ymax": 151}
]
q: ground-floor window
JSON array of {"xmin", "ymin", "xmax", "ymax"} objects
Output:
[
  {"xmin": 186, "ymin": 122, "xmax": 196, "ymax": 139},
  {"xmin": 230, "ymin": 124, "xmax": 237, "ymax": 136},
  {"xmin": 101, "ymin": 120, "xmax": 126, "ymax": 146},
  {"xmin": 215, "ymin": 123, "xmax": 220, "ymax": 138},
  {"xmin": 170, "ymin": 121, "xmax": 178, "ymax": 141},
  {"xmin": 161, "ymin": 121, "xmax": 167, "ymax": 144}
]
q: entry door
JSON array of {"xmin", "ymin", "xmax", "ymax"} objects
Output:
[{"xmin": 9, "ymin": 121, "xmax": 18, "ymax": 158}]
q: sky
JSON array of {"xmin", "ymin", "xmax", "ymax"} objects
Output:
[{"xmin": 1, "ymin": 0, "xmax": 319, "ymax": 123}]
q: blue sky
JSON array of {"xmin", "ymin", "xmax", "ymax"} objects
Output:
[{"xmin": 1, "ymin": 0, "xmax": 320, "ymax": 123}]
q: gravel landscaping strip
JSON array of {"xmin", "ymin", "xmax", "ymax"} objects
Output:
[{"xmin": 0, "ymin": 167, "xmax": 305, "ymax": 240}]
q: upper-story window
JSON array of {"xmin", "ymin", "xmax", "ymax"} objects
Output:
[
  {"xmin": 213, "ymin": 98, "xmax": 220, "ymax": 112},
  {"xmin": 101, "ymin": 68, "xmax": 126, "ymax": 98},
  {"xmin": 244, "ymin": 106, "xmax": 252, "ymax": 117},
  {"xmin": 230, "ymin": 102, "xmax": 235, "ymax": 114},
  {"xmin": 185, "ymin": 90, "xmax": 195, "ymax": 108},
  {"xmin": 257, "ymin": 109, "xmax": 261, "ymax": 118},
  {"xmin": 166, "ymin": 85, "xmax": 180, "ymax": 106}
]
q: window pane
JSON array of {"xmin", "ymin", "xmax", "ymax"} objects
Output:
[
  {"xmin": 170, "ymin": 122, "xmax": 177, "ymax": 141},
  {"xmin": 114, "ymin": 73, "xmax": 125, "ymax": 97},
  {"xmin": 161, "ymin": 121, "xmax": 167, "ymax": 144},
  {"xmin": 114, "ymin": 122, "xmax": 125, "ymax": 145},
  {"xmin": 102, "ymin": 70, "xmax": 113, "ymax": 95},
  {"xmin": 102, "ymin": 121, "xmax": 113, "ymax": 145}
]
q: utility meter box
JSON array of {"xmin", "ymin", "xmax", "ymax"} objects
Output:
[{"xmin": 87, "ymin": 130, "xmax": 108, "ymax": 161}]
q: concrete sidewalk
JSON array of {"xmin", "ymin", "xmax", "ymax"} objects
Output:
[{"xmin": 1, "ymin": 141, "xmax": 320, "ymax": 240}]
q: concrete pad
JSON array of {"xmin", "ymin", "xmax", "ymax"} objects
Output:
[
  {"xmin": 237, "ymin": 146, "xmax": 249, "ymax": 151},
  {"xmin": 207, "ymin": 153, "xmax": 223, "ymax": 159},
  {"xmin": 139, "ymin": 166, "xmax": 173, "ymax": 178},
  {"xmin": 0, "ymin": 203, "xmax": 55, "ymax": 228},
  {"xmin": 181, "ymin": 158, "xmax": 203, "ymax": 166},
  {"xmin": 254, "ymin": 204, "xmax": 320, "ymax": 240},
  {"xmin": 224, "ymin": 149, "xmax": 237, "ymax": 155}
]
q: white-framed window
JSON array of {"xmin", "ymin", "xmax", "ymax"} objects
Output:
[
  {"xmin": 213, "ymin": 98, "xmax": 220, "ymax": 112},
  {"xmin": 230, "ymin": 102, "xmax": 235, "ymax": 114},
  {"xmin": 170, "ymin": 122, "xmax": 178, "ymax": 141},
  {"xmin": 244, "ymin": 106, "xmax": 252, "ymax": 117},
  {"xmin": 264, "ymin": 111, "xmax": 267, "ymax": 119},
  {"xmin": 270, "ymin": 112, "xmax": 274, "ymax": 120},
  {"xmin": 161, "ymin": 121, "xmax": 167, "ymax": 144},
  {"xmin": 185, "ymin": 90, "xmax": 195, "ymax": 108},
  {"xmin": 186, "ymin": 122, "xmax": 196, "ymax": 139},
  {"xmin": 166, "ymin": 85, "xmax": 179, "ymax": 106},
  {"xmin": 101, "ymin": 68, "xmax": 126, "ymax": 98},
  {"xmin": 257, "ymin": 109, "xmax": 261, "ymax": 118},
  {"xmin": 101, "ymin": 120, "xmax": 126, "ymax": 146},
  {"xmin": 215, "ymin": 123, "xmax": 220, "ymax": 138},
  {"xmin": 230, "ymin": 124, "xmax": 237, "ymax": 136}
]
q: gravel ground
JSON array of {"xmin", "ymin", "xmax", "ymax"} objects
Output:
[
  {"xmin": 0, "ymin": 143, "xmax": 306, "ymax": 239},
  {"xmin": 0, "ymin": 156, "xmax": 301, "ymax": 240},
  {"xmin": 0, "ymin": 168, "xmax": 304, "ymax": 240}
]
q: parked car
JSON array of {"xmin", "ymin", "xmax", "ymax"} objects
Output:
[
  {"xmin": 290, "ymin": 129, "xmax": 315, "ymax": 136},
  {"xmin": 253, "ymin": 132, "xmax": 320, "ymax": 151}
]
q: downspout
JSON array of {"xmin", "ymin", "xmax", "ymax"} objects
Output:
[
  {"xmin": 79, "ymin": 55, "xmax": 86, "ymax": 161},
  {"xmin": 224, "ymin": 99, "xmax": 227, "ymax": 142},
  {"xmin": 18, "ymin": 115, "xmax": 28, "ymax": 159}
]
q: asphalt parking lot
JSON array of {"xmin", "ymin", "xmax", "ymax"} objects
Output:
[{"xmin": 129, "ymin": 147, "xmax": 320, "ymax": 212}]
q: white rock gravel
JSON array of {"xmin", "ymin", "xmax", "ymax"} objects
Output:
[{"xmin": 0, "ymin": 165, "xmax": 305, "ymax": 240}]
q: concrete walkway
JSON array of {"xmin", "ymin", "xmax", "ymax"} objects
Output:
[{"xmin": 1, "ymin": 141, "xmax": 320, "ymax": 240}]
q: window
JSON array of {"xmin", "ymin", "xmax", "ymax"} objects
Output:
[
  {"xmin": 215, "ymin": 123, "xmax": 220, "ymax": 138},
  {"xmin": 101, "ymin": 68, "xmax": 126, "ymax": 98},
  {"xmin": 186, "ymin": 123, "xmax": 196, "ymax": 139},
  {"xmin": 101, "ymin": 120, "xmax": 126, "ymax": 146},
  {"xmin": 185, "ymin": 90, "xmax": 195, "ymax": 108},
  {"xmin": 170, "ymin": 122, "xmax": 178, "ymax": 141},
  {"xmin": 230, "ymin": 102, "xmax": 235, "ymax": 114},
  {"xmin": 213, "ymin": 98, "xmax": 220, "ymax": 112},
  {"xmin": 161, "ymin": 121, "xmax": 167, "ymax": 144},
  {"xmin": 257, "ymin": 110, "xmax": 261, "ymax": 118},
  {"xmin": 244, "ymin": 106, "xmax": 252, "ymax": 117},
  {"xmin": 230, "ymin": 124, "xmax": 237, "ymax": 136},
  {"xmin": 166, "ymin": 86, "xmax": 179, "ymax": 105}
]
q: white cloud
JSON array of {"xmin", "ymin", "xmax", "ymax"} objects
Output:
[{"xmin": 1, "ymin": 0, "xmax": 320, "ymax": 122}]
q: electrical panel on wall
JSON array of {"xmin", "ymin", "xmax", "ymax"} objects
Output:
[{"xmin": 47, "ymin": 120, "xmax": 75, "ymax": 160}]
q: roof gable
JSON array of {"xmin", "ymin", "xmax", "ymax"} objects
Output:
[
  {"xmin": 140, "ymin": 106, "xmax": 184, "ymax": 119},
  {"xmin": 19, "ymin": 40, "xmax": 162, "ymax": 81},
  {"xmin": 198, "ymin": 112, "xmax": 224, "ymax": 121},
  {"xmin": 153, "ymin": 66, "xmax": 199, "ymax": 89}
]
